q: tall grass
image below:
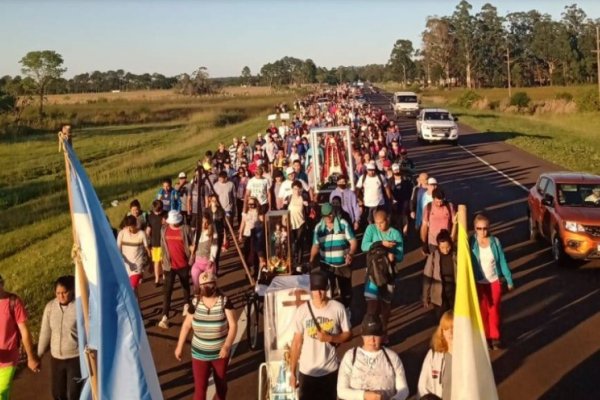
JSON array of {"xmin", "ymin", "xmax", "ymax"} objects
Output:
[{"xmin": 0, "ymin": 92, "xmax": 296, "ymax": 334}]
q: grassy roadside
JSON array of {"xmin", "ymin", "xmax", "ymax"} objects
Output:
[{"xmin": 0, "ymin": 92, "xmax": 297, "ymax": 335}]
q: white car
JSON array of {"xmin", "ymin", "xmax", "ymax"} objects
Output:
[
  {"xmin": 416, "ymin": 108, "xmax": 459, "ymax": 145},
  {"xmin": 391, "ymin": 91, "xmax": 419, "ymax": 118}
]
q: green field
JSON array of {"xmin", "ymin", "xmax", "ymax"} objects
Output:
[{"xmin": 0, "ymin": 90, "xmax": 297, "ymax": 334}]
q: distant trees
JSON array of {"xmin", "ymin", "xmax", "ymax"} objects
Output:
[
  {"xmin": 19, "ymin": 50, "xmax": 66, "ymax": 118},
  {"xmin": 176, "ymin": 67, "xmax": 216, "ymax": 95}
]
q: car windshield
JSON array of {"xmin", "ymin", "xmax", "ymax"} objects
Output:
[
  {"xmin": 397, "ymin": 96, "xmax": 417, "ymax": 103},
  {"xmin": 424, "ymin": 112, "xmax": 451, "ymax": 121},
  {"xmin": 557, "ymin": 183, "xmax": 600, "ymax": 207}
]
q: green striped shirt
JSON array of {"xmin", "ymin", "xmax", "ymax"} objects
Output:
[
  {"xmin": 313, "ymin": 217, "xmax": 356, "ymax": 266},
  {"xmin": 191, "ymin": 296, "xmax": 232, "ymax": 361}
]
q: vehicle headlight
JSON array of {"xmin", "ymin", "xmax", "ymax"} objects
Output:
[
  {"xmin": 564, "ymin": 221, "xmax": 585, "ymax": 233},
  {"xmin": 421, "ymin": 125, "xmax": 431, "ymax": 131}
]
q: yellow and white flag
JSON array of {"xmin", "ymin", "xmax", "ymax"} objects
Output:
[{"xmin": 452, "ymin": 206, "xmax": 498, "ymax": 400}]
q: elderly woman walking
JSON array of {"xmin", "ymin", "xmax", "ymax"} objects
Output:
[{"xmin": 470, "ymin": 214, "xmax": 514, "ymax": 350}]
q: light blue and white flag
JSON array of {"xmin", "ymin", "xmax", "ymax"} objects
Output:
[{"xmin": 64, "ymin": 141, "xmax": 163, "ymax": 400}]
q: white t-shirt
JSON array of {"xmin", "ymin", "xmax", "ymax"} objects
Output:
[
  {"xmin": 117, "ymin": 229, "xmax": 148, "ymax": 276},
  {"xmin": 293, "ymin": 299, "xmax": 350, "ymax": 377},
  {"xmin": 246, "ymin": 177, "xmax": 270, "ymax": 205},
  {"xmin": 478, "ymin": 244, "xmax": 498, "ymax": 283},
  {"xmin": 357, "ymin": 175, "xmax": 386, "ymax": 208},
  {"xmin": 277, "ymin": 179, "xmax": 309, "ymax": 200}
]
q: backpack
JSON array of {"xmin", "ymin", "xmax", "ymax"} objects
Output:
[
  {"xmin": 352, "ymin": 346, "xmax": 394, "ymax": 372},
  {"xmin": 366, "ymin": 242, "xmax": 395, "ymax": 286}
]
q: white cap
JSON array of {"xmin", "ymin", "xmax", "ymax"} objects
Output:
[
  {"xmin": 392, "ymin": 163, "xmax": 400, "ymax": 171},
  {"xmin": 166, "ymin": 210, "xmax": 183, "ymax": 225},
  {"xmin": 427, "ymin": 177, "xmax": 438, "ymax": 185},
  {"xmin": 367, "ymin": 161, "xmax": 376, "ymax": 170},
  {"xmin": 178, "ymin": 172, "xmax": 186, "ymax": 178},
  {"xmin": 286, "ymin": 166, "xmax": 295, "ymax": 175},
  {"xmin": 242, "ymin": 135, "xmax": 247, "ymax": 140}
]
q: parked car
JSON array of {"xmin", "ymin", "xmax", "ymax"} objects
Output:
[
  {"xmin": 527, "ymin": 172, "xmax": 600, "ymax": 266},
  {"xmin": 416, "ymin": 108, "xmax": 459, "ymax": 145},
  {"xmin": 391, "ymin": 91, "xmax": 419, "ymax": 118}
]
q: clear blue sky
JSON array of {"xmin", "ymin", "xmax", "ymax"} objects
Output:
[{"xmin": 1, "ymin": 0, "xmax": 599, "ymax": 78}]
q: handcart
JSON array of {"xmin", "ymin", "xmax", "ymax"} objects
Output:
[{"xmin": 255, "ymin": 275, "xmax": 312, "ymax": 400}]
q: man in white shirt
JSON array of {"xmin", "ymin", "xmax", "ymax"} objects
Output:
[
  {"xmin": 290, "ymin": 270, "xmax": 352, "ymax": 400},
  {"xmin": 278, "ymin": 167, "xmax": 309, "ymax": 202},
  {"xmin": 356, "ymin": 161, "xmax": 392, "ymax": 224},
  {"xmin": 244, "ymin": 166, "xmax": 271, "ymax": 213}
]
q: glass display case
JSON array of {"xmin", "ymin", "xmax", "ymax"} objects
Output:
[
  {"xmin": 309, "ymin": 126, "xmax": 355, "ymax": 194},
  {"xmin": 264, "ymin": 210, "xmax": 292, "ymax": 276}
]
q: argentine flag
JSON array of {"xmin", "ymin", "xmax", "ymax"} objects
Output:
[{"xmin": 64, "ymin": 141, "xmax": 163, "ymax": 400}]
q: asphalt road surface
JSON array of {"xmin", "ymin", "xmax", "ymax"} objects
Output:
[{"xmin": 13, "ymin": 90, "xmax": 600, "ymax": 400}]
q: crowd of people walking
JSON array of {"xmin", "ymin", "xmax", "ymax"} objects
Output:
[{"xmin": 0, "ymin": 84, "xmax": 515, "ymax": 400}]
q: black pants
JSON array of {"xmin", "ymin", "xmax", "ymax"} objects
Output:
[
  {"xmin": 51, "ymin": 356, "xmax": 82, "ymax": 400},
  {"xmin": 299, "ymin": 371, "xmax": 337, "ymax": 400},
  {"xmin": 322, "ymin": 264, "xmax": 352, "ymax": 308},
  {"xmin": 236, "ymin": 198, "xmax": 244, "ymax": 226},
  {"xmin": 291, "ymin": 224, "xmax": 307, "ymax": 265},
  {"xmin": 162, "ymin": 266, "xmax": 192, "ymax": 317}
]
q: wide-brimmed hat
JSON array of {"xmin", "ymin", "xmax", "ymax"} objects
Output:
[{"xmin": 166, "ymin": 210, "xmax": 183, "ymax": 225}]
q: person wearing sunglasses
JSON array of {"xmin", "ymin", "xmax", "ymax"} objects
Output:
[{"xmin": 469, "ymin": 214, "xmax": 514, "ymax": 351}]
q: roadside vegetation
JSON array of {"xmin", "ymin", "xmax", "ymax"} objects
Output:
[{"xmin": 0, "ymin": 90, "xmax": 297, "ymax": 334}]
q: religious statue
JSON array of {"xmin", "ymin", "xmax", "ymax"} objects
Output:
[{"xmin": 321, "ymin": 133, "xmax": 347, "ymax": 182}]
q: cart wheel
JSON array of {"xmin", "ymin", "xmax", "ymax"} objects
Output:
[{"xmin": 246, "ymin": 294, "xmax": 260, "ymax": 350}]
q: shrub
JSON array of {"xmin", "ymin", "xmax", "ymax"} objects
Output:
[
  {"xmin": 554, "ymin": 92, "xmax": 573, "ymax": 102},
  {"xmin": 214, "ymin": 108, "xmax": 247, "ymax": 127},
  {"xmin": 456, "ymin": 90, "xmax": 482, "ymax": 108},
  {"xmin": 576, "ymin": 89, "xmax": 599, "ymax": 112},
  {"xmin": 510, "ymin": 92, "xmax": 531, "ymax": 110}
]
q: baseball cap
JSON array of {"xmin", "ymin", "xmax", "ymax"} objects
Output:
[
  {"xmin": 392, "ymin": 163, "xmax": 400, "ymax": 172},
  {"xmin": 198, "ymin": 270, "xmax": 217, "ymax": 286},
  {"xmin": 427, "ymin": 177, "xmax": 438, "ymax": 185},
  {"xmin": 321, "ymin": 203, "xmax": 333, "ymax": 216},
  {"xmin": 367, "ymin": 161, "xmax": 376, "ymax": 170},
  {"xmin": 310, "ymin": 270, "xmax": 328, "ymax": 291},
  {"xmin": 383, "ymin": 160, "xmax": 392, "ymax": 168},
  {"xmin": 178, "ymin": 172, "xmax": 186, "ymax": 179},
  {"xmin": 361, "ymin": 314, "xmax": 384, "ymax": 336},
  {"xmin": 286, "ymin": 166, "xmax": 295, "ymax": 175}
]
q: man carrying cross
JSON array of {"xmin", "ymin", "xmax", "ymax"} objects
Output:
[{"xmin": 289, "ymin": 271, "xmax": 351, "ymax": 400}]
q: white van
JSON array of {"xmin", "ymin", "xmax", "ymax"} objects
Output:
[{"xmin": 391, "ymin": 91, "xmax": 419, "ymax": 118}]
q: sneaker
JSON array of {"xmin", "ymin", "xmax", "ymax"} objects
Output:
[
  {"xmin": 182, "ymin": 304, "xmax": 190, "ymax": 317},
  {"xmin": 157, "ymin": 315, "xmax": 169, "ymax": 329}
]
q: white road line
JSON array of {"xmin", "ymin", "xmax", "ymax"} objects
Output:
[
  {"xmin": 206, "ymin": 302, "xmax": 248, "ymax": 398},
  {"xmin": 458, "ymin": 144, "xmax": 530, "ymax": 193}
]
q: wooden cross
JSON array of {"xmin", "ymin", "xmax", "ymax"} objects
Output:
[{"xmin": 281, "ymin": 289, "xmax": 309, "ymax": 307}]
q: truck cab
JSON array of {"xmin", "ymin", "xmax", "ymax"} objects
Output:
[{"xmin": 391, "ymin": 91, "xmax": 419, "ymax": 118}]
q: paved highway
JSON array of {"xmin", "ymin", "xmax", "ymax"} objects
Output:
[{"xmin": 13, "ymin": 89, "xmax": 600, "ymax": 400}]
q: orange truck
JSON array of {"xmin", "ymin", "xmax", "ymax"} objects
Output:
[{"xmin": 528, "ymin": 172, "xmax": 600, "ymax": 266}]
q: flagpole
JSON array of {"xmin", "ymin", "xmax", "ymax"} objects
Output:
[
  {"xmin": 458, "ymin": 204, "xmax": 467, "ymax": 231},
  {"xmin": 61, "ymin": 139, "xmax": 99, "ymax": 400}
]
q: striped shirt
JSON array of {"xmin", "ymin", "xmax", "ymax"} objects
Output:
[
  {"xmin": 313, "ymin": 217, "xmax": 356, "ymax": 266},
  {"xmin": 191, "ymin": 296, "xmax": 233, "ymax": 361}
]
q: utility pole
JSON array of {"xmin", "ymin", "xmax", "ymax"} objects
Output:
[{"xmin": 507, "ymin": 45, "xmax": 512, "ymax": 99}]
